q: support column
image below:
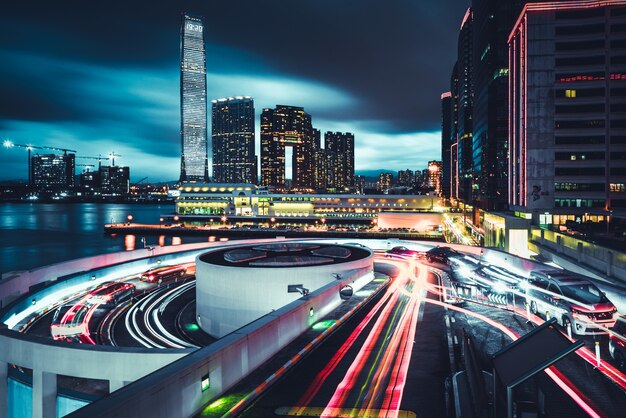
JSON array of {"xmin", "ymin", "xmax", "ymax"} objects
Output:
[
  {"xmin": 0, "ymin": 361, "xmax": 7, "ymax": 418},
  {"xmin": 32, "ymin": 370, "xmax": 56, "ymax": 418},
  {"xmin": 109, "ymin": 380, "xmax": 127, "ymax": 393}
]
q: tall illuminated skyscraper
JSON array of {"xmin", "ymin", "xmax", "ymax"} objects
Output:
[
  {"xmin": 260, "ymin": 105, "xmax": 314, "ymax": 189},
  {"xmin": 180, "ymin": 14, "xmax": 208, "ymax": 182},
  {"xmin": 212, "ymin": 97, "xmax": 257, "ymax": 184}
]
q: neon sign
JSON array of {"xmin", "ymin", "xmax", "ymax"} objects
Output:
[{"xmin": 186, "ymin": 23, "xmax": 203, "ymax": 33}]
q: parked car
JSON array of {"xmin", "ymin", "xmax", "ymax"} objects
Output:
[
  {"xmin": 525, "ymin": 270, "xmax": 617, "ymax": 335},
  {"xmin": 425, "ymin": 246, "xmax": 462, "ymax": 265},
  {"xmin": 609, "ymin": 317, "xmax": 626, "ymax": 370},
  {"xmin": 385, "ymin": 246, "xmax": 424, "ymax": 259}
]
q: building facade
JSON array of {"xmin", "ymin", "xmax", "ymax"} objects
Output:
[
  {"xmin": 175, "ymin": 183, "xmax": 441, "ymax": 219},
  {"xmin": 509, "ymin": 0, "xmax": 626, "ymax": 225},
  {"xmin": 260, "ymin": 105, "xmax": 315, "ymax": 190},
  {"xmin": 441, "ymin": 92, "xmax": 453, "ymax": 198},
  {"xmin": 31, "ymin": 153, "xmax": 75, "ymax": 190},
  {"xmin": 180, "ymin": 14, "xmax": 208, "ymax": 182},
  {"xmin": 211, "ymin": 97, "xmax": 256, "ymax": 184},
  {"xmin": 457, "ymin": 8, "xmax": 475, "ymax": 203},
  {"xmin": 378, "ymin": 172, "xmax": 393, "ymax": 192},
  {"xmin": 99, "ymin": 166, "xmax": 130, "ymax": 196},
  {"xmin": 428, "ymin": 161, "xmax": 443, "ymax": 196},
  {"xmin": 325, "ymin": 131, "xmax": 355, "ymax": 192},
  {"xmin": 449, "ymin": 63, "xmax": 460, "ymax": 200},
  {"xmin": 471, "ymin": 0, "xmax": 531, "ymax": 210}
]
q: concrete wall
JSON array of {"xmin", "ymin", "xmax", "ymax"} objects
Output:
[
  {"xmin": 529, "ymin": 228, "xmax": 626, "ymax": 282},
  {"xmin": 67, "ymin": 268, "xmax": 373, "ymax": 418},
  {"xmin": 196, "ymin": 248, "xmax": 373, "ymax": 337},
  {"xmin": 0, "ymin": 242, "xmax": 218, "ymax": 312}
]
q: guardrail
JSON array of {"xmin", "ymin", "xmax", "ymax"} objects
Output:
[{"xmin": 68, "ymin": 268, "xmax": 374, "ymax": 418}]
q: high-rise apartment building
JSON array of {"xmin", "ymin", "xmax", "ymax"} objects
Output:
[
  {"xmin": 378, "ymin": 172, "xmax": 393, "ymax": 192},
  {"xmin": 180, "ymin": 14, "xmax": 208, "ymax": 182},
  {"xmin": 509, "ymin": 0, "xmax": 626, "ymax": 224},
  {"xmin": 211, "ymin": 97, "xmax": 256, "ymax": 184},
  {"xmin": 325, "ymin": 131, "xmax": 355, "ymax": 192},
  {"xmin": 260, "ymin": 105, "xmax": 315, "ymax": 189},
  {"xmin": 31, "ymin": 153, "xmax": 75, "ymax": 190},
  {"xmin": 397, "ymin": 169, "xmax": 415, "ymax": 187},
  {"xmin": 428, "ymin": 161, "xmax": 443, "ymax": 196}
]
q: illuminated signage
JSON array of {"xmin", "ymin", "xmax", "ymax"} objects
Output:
[
  {"xmin": 186, "ymin": 23, "xmax": 203, "ymax": 33},
  {"xmin": 201, "ymin": 374, "xmax": 210, "ymax": 391}
]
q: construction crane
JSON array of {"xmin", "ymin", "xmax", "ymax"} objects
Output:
[
  {"xmin": 2, "ymin": 139, "xmax": 78, "ymax": 186},
  {"xmin": 76, "ymin": 164, "xmax": 95, "ymax": 173},
  {"xmin": 76, "ymin": 155, "xmax": 108, "ymax": 170},
  {"xmin": 133, "ymin": 176, "xmax": 148, "ymax": 185},
  {"xmin": 109, "ymin": 152, "xmax": 122, "ymax": 166}
]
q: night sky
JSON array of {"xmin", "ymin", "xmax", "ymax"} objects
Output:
[{"xmin": 0, "ymin": 0, "xmax": 468, "ymax": 182}]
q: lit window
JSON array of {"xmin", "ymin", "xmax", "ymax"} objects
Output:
[{"xmin": 565, "ymin": 89, "xmax": 577, "ymax": 98}]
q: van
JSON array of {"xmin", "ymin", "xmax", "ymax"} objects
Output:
[{"xmin": 526, "ymin": 270, "xmax": 617, "ymax": 335}]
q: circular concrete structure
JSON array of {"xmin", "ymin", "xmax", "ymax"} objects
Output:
[{"xmin": 195, "ymin": 242, "xmax": 374, "ymax": 338}]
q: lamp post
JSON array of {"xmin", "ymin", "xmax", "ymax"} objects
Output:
[
  {"xmin": 127, "ymin": 214, "xmax": 133, "ymax": 225},
  {"xmin": 221, "ymin": 215, "xmax": 227, "ymax": 226},
  {"xmin": 159, "ymin": 217, "xmax": 164, "ymax": 228}
]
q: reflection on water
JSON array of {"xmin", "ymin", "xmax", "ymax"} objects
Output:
[
  {"xmin": 124, "ymin": 235, "xmax": 136, "ymax": 251},
  {"xmin": 0, "ymin": 203, "xmax": 216, "ymax": 274}
]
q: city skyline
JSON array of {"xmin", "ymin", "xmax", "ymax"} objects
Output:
[{"xmin": 0, "ymin": 0, "xmax": 466, "ymax": 182}]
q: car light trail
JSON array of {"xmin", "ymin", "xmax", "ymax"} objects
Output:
[
  {"xmin": 425, "ymin": 277, "xmax": 626, "ymax": 392},
  {"xmin": 219, "ymin": 257, "xmax": 395, "ymax": 418},
  {"xmin": 319, "ymin": 259, "xmax": 426, "ymax": 417},
  {"xmin": 423, "ymin": 297, "xmax": 605, "ymax": 418},
  {"xmin": 289, "ymin": 271, "xmax": 400, "ymax": 414}
]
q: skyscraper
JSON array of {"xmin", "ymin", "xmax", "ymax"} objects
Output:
[
  {"xmin": 260, "ymin": 105, "xmax": 315, "ymax": 189},
  {"xmin": 457, "ymin": 8, "xmax": 474, "ymax": 203},
  {"xmin": 441, "ymin": 91, "xmax": 452, "ymax": 198},
  {"xmin": 211, "ymin": 97, "xmax": 256, "ymax": 184},
  {"xmin": 472, "ymin": 0, "xmax": 537, "ymax": 210},
  {"xmin": 508, "ymin": 0, "xmax": 626, "ymax": 223},
  {"xmin": 180, "ymin": 14, "xmax": 208, "ymax": 183},
  {"xmin": 449, "ymin": 63, "xmax": 460, "ymax": 200},
  {"xmin": 325, "ymin": 131, "xmax": 355, "ymax": 192}
]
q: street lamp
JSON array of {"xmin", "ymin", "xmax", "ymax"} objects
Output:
[
  {"xmin": 127, "ymin": 214, "xmax": 133, "ymax": 225},
  {"xmin": 159, "ymin": 217, "xmax": 164, "ymax": 228},
  {"xmin": 221, "ymin": 215, "xmax": 227, "ymax": 226}
]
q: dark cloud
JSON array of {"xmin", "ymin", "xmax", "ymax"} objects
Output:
[{"xmin": 0, "ymin": 0, "xmax": 468, "ymax": 180}]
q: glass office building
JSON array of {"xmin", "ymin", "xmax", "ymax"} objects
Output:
[{"xmin": 180, "ymin": 14, "xmax": 208, "ymax": 182}]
